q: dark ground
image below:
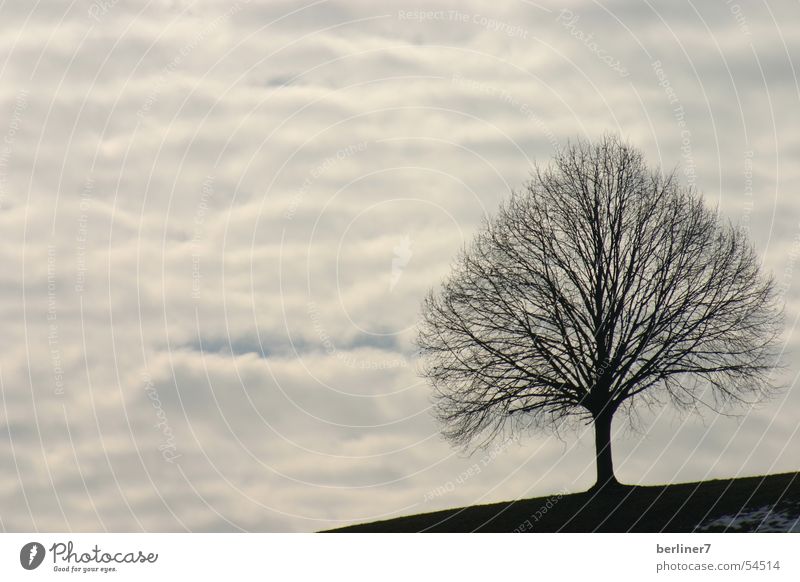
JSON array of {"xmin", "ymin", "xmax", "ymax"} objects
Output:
[{"xmin": 326, "ymin": 472, "xmax": 800, "ymax": 532}]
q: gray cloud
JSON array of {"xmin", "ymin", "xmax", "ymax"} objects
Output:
[{"xmin": 0, "ymin": 0, "xmax": 798, "ymax": 532}]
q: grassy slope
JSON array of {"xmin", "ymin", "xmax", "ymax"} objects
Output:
[{"xmin": 326, "ymin": 472, "xmax": 800, "ymax": 532}]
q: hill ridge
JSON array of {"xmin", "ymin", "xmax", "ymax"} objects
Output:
[{"xmin": 325, "ymin": 472, "xmax": 800, "ymax": 533}]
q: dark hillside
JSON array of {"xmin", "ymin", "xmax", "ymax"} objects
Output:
[{"xmin": 327, "ymin": 472, "xmax": 800, "ymax": 533}]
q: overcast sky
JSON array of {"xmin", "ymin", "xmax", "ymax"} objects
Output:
[{"xmin": 1, "ymin": 0, "xmax": 799, "ymax": 532}]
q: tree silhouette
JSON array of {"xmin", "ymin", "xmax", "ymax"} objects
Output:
[{"xmin": 417, "ymin": 136, "xmax": 783, "ymax": 489}]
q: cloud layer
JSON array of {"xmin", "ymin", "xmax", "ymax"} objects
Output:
[{"xmin": 0, "ymin": 0, "xmax": 799, "ymax": 531}]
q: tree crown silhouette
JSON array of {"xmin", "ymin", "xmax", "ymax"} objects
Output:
[{"xmin": 417, "ymin": 135, "xmax": 784, "ymax": 487}]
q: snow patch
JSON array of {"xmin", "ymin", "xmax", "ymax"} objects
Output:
[{"xmin": 697, "ymin": 505, "xmax": 800, "ymax": 532}]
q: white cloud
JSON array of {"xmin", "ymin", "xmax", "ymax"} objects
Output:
[{"xmin": 0, "ymin": 0, "xmax": 798, "ymax": 532}]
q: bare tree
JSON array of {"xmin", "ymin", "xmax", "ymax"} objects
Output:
[{"xmin": 417, "ymin": 135, "xmax": 783, "ymax": 489}]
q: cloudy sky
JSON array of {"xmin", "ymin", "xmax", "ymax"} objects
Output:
[{"xmin": 0, "ymin": 0, "xmax": 799, "ymax": 532}]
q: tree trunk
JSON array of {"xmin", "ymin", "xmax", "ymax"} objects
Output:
[{"xmin": 592, "ymin": 409, "xmax": 619, "ymax": 489}]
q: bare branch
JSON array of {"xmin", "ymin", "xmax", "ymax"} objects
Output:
[{"xmin": 417, "ymin": 135, "xmax": 784, "ymax": 457}]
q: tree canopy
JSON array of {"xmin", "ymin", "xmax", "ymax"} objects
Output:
[{"xmin": 417, "ymin": 136, "xmax": 783, "ymax": 486}]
